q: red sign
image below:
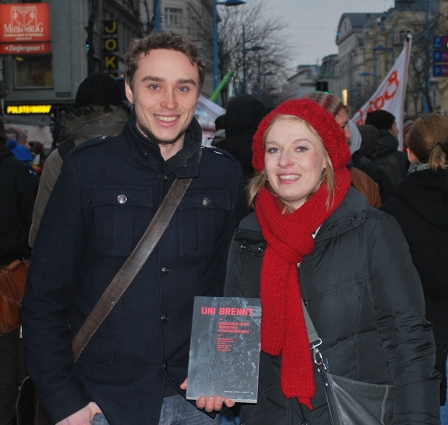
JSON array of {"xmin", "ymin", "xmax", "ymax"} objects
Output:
[
  {"xmin": 0, "ymin": 43, "xmax": 51, "ymax": 55},
  {"xmin": 0, "ymin": 3, "xmax": 51, "ymax": 43}
]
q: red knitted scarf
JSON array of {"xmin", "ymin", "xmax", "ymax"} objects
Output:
[{"xmin": 255, "ymin": 167, "xmax": 351, "ymax": 409}]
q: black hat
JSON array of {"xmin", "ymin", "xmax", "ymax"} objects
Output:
[
  {"xmin": 75, "ymin": 73, "xmax": 123, "ymax": 109},
  {"xmin": 365, "ymin": 110, "xmax": 395, "ymax": 131},
  {"xmin": 357, "ymin": 124, "xmax": 380, "ymax": 158}
]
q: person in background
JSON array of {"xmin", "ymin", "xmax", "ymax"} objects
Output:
[
  {"xmin": 5, "ymin": 126, "xmax": 40, "ymax": 195},
  {"xmin": 381, "ymin": 113, "xmax": 448, "ymax": 424},
  {"xmin": 221, "ymin": 98, "xmax": 440, "ymax": 425},
  {"xmin": 305, "ymin": 92, "xmax": 381, "ymax": 207},
  {"xmin": 0, "ymin": 115, "xmax": 35, "ymax": 425},
  {"xmin": 28, "ymin": 73, "xmax": 130, "ymax": 247},
  {"xmin": 215, "ymin": 95, "xmax": 267, "ymax": 184},
  {"xmin": 22, "ymin": 31, "xmax": 246, "ymax": 425},
  {"xmin": 355, "ymin": 124, "xmax": 394, "ymax": 203},
  {"xmin": 365, "ymin": 109, "xmax": 409, "ymax": 186}
]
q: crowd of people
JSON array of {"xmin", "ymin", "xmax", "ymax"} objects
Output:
[{"xmin": 1, "ymin": 30, "xmax": 447, "ymax": 425}]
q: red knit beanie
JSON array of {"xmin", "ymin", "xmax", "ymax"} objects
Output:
[{"xmin": 252, "ymin": 98, "xmax": 351, "ymax": 173}]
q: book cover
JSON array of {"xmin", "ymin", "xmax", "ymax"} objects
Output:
[{"xmin": 186, "ymin": 296, "xmax": 261, "ymax": 403}]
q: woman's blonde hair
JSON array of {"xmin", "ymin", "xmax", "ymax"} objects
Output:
[
  {"xmin": 408, "ymin": 113, "xmax": 448, "ymax": 171},
  {"xmin": 248, "ymin": 115, "xmax": 335, "ymax": 213}
]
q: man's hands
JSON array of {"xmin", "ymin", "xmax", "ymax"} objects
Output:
[
  {"xmin": 56, "ymin": 402, "xmax": 102, "ymax": 425},
  {"xmin": 180, "ymin": 379, "xmax": 235, "ymax": 413}
]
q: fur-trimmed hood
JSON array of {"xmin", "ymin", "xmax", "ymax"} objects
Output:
[{"xmin": 59, "ymin": 105, "xmax": 130, "ymax": 145}]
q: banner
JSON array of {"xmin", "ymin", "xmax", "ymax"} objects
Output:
[{"xmin": 352, "ymin": 36, "xmax": 412, "ymax": 148}]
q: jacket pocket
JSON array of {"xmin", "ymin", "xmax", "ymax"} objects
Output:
[
  {"xmin": 93, "ymin": 186, "xmax": 153, "ymax": 256},
  {"xmin": 78, "ymin": 334, "xmax": 120, "ymax": 365},
  {"xmin": 178, "ymin": 190, "xmax": 231, "ymax": 257}
]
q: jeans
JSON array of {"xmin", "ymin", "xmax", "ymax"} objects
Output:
[
  {"xmin": 91, "ymin": 395, "xmax": 220, "ymax": 425},
  {"xmin": 441, "ymin": 358, "xmax": 448, "ymax": 425}
]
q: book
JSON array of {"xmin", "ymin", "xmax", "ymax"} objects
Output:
[{"xmin": 186, "ymin": 296, "xmax": 261, "ymax": 403}]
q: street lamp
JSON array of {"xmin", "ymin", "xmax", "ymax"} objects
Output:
[
  {"xmin": 152, "ymin": 0, "xmax": 161, "ymax": 32},
  {"xmin": 371, "ymin": 45, "xmax": 392, "ymax": 90},
  {"xmin": 359, "ymin": 71, "xmax": 374, "ymax": 100},
  {"xmin": 261, "ymin": 71, "xmax": 276, "ymax": 100},
  {"xmin": 242, "ymin": 25, "xmax": 264, "ymax": 95},
  {"xmin": 212, "ymin": 0, "xmax": 246, "ymax": 91}
]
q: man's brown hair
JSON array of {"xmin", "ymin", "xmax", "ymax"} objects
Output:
[{"xmin": 125, "ymin": 31, "xmax": 206, "ymax": 93}]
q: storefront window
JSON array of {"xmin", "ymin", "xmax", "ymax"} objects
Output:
[{"xmin": 15, "ymin": 55, "xmax": 53, "ymax": 88}]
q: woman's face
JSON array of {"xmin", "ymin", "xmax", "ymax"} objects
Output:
[{"xmin": 264, "ymin": 119, "xmax": 327, "ymax": 210}]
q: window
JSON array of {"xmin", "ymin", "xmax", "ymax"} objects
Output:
[
  {"xmin": 14, "ymin": 55, "xmax": 52, "ymax": 88},
  {"xmin": 165, "ymin": 8, "xmax": 182, "ymax": 27}
]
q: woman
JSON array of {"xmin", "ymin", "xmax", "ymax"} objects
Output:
[
  {"xmin": 381, "ymin": 113, "xmax": 448, "ymax": 424},
  {"xmin": 223, "ymin": 99, "xmax": 440, "ymax": 424}
]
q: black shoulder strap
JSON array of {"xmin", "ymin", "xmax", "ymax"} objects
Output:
[{"xmin": 57, "ymin": 139, "xmax": 76, "ymax": 159}]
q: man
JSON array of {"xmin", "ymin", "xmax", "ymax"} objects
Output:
[
  {"xmin": 22, "ymin": 32, "xmax": 246, "ymax": 425},
  {"xmin": 365, "ymin": 109, "xmax": 409, "ymax": 186}
]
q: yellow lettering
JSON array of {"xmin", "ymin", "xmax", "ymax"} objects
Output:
[
  {"xmin": 104, "ymin": 38, "xmax": 118, "ymax": 51},
  {"xmin": 105, "ymin": 56, "xmax": 117, "ymax": 69},
  {"xmin": 6, "ymin": 105, "xmax": 51, "ymax": 114},
  {"xmin": 104, "ymin": 21, "xmax": 117, "ymax": 34}
]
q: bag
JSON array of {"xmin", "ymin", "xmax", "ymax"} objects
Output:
[
  {"xmin": 302, "ymin": 300, "xmax": 393, "ymax": 425},
  {"xmin": 319, "ymin": 367, "xmax": 393, "ymax": 425},
  {"xmin": 0, "ymin": 259, "xmax": 29, "ymax": 334}
]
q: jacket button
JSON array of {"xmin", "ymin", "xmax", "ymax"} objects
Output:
[
  {"xmin": 257, "ymin": 247, "xmax": 264, "ymax": 253},
  {"xmin": 202, "ymin": 198, "xmax": 211, "ymax": 207},
  {"xmin": 161, "ymin": 266, "xmax": 170, "ymax": 274},
  {"xmin": 163, "ymin": 361, "xmax": 168, "ymax": 369},
  {"xmin": 161, "ymin": 314, "xmax": 168, "ymax": 322},
  {"xmin": 240, "ymin": 244, "xmax": 246, "ymax": 250},
  {"xmin": 163, "ymin": 175, "xmax": 169, "ymax": 181},
  {"xmin": 141, "ymin": 152, "xmax": 148, "ymax": 159},
  {"xmin": 117, "ymin": 195, "xmax": 127, "ymax": 204}
]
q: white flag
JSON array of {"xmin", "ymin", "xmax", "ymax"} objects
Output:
[{"xmin": 352, "ymin": 36, "xmax": 412, "ymax": 149}]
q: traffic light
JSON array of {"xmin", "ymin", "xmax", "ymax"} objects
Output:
[{"xmin": 315, "ymin": 81, "xmax": 329, "ymax": 93}]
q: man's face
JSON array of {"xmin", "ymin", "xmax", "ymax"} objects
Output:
[
  {"xmin": 390, "ymin": 121, "xmax": 399, "ymax": 138},
  {"xmin": 125, "ymin": 49, "xmax": 200, "ymax": 147}
]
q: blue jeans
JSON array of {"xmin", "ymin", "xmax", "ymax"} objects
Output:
[
  {"xmin": 91, "ymin": 395, "xmax": 220, "ymax": 425},
  {"xmin": 441, "ymin": 358, "xmax": 448, "ymax": 425}
]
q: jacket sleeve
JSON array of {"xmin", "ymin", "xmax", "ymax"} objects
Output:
[
  {"xmin": 22, "ymin": 154, "xmax": 91, "ymax": 424},
  {"xmin": 367, "ymin": 209, "xmax": 441, "ymax": 424},
  {"xmin": 28, "ymin": 149, "xmax": 63, "ymax": 247}
]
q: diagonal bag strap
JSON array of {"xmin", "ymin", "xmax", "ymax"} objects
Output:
[
  {"xmin": 302, "ymin": 299, "xmax": 321, "ymax": 347},
  {"xmin": 71, "ymin": 175, "xmax": 193, "ymax": 362}
]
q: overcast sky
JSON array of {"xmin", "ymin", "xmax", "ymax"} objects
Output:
[{"xmin": 262, "ymin": 0, "xmax": 396, "ymax": 72}]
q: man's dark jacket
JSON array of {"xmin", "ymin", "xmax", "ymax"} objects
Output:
[
  {"xmin": 381, "ymin": 168, "xmax": 448, "ymax": 405},
  {"xmin": 225, "ymin": 188, "xmax": 440, "ymax": 425},
  {"xmin": 0, "ymin": 142, "xmax": 34, "ymax": 263},
  {"xmin": 375, "ymin": 129, "xmax": 409, "ymax": 186},
  {"xmin": 352, "ymin": 150, "xmax": 394, "ymax": 203},
  {"xmin": 22, "ymin": 117, "xmax": 247, "ymax": 425}
]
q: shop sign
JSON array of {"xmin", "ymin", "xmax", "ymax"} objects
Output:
[
  {"xmin": 0, "ymin": 3, "xmax": 51, "ymax": 43},
  {"xmin": 0, "ymin": 42, "xmax": 51, "ymax": 54},
  {"xmin": 5, "ymin": 104, "xmax": 52, "ymax": 114}
]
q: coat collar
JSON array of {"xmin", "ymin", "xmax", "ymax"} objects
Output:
[{"xmin": 315, "ymin": 187, "xmax": 367, "ymax": 242}]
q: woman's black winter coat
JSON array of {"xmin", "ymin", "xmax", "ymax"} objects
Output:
[
  {"xmin": 382, "ymin": 168, "xmax": 448, "ymax": 406},
  {"xmin": 225, "ymin": 188, "xmax": 440, "ymax": 425}
]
